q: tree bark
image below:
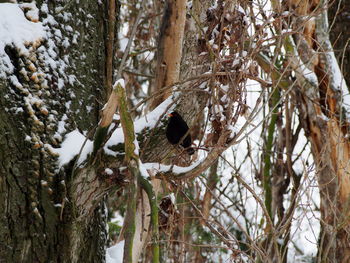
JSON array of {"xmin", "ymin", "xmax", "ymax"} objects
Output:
[
  {"xmin": 0, "ymin": 1, "xmax": 113, "ymax": 262},
  {"xmin": 150, "ymin": 0, "xmax": 187, "ymax": 109},
  {"xmin": 328, "ymin": 0, "xmax": 350, "ymax": 86},
  {"xmin": 285, "ymin": 0, "xmax": 350, "ymax": 261}
]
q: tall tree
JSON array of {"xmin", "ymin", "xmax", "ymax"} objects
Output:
[
  {"xmin": 1, "ymin": 0, "xmax": 350, "ymax": 263},
  {"xmin": 0, "ymin": 1, "xmax": 111, "ymax": 262}
]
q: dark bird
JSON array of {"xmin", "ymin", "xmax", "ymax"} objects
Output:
[{"xmin": 166, "ymin": 111, "xmax": 195, "ymax": 155}]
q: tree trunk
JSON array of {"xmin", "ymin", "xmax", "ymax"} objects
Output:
[
  {"xmin": 328, "ymin": 0, "xmax": 350, "ymax": 86},
  {"xmin": 286, "ymin": 0, "xmax": 350, "ymax": 261},
  {"xmin": 0, "ymin": 1, "xmax": 113, "ymax": 262},
  {"xmin": 150, "ymin": 0, "xmax": 188, "ymax": 110}
]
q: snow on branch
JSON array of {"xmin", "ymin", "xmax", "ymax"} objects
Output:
[
  {"xmin": 104, "ymin": 94, "xmax": 175, "ymax": 150},
  {"xmin": 55, "ymin": 86, "xmax": 176, "ymax": 168}
]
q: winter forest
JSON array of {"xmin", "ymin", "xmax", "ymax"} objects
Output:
[{"xmin": 0, "ymin": 0, "xmax": 350, "ymax": 262}]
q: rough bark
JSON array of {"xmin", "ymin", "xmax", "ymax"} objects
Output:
[
  {"xmin": 150, "ymin": 0, "xmax": 187, "ymax": 109},
  {"xmin": 328, "ymin": 0, "xmax": 350, "ymax": 86},
  {"xmin": 0, "ymin": 1, "xmax": 112, "ymax": 262},
  {"xmin": 285, "ymin": 0, "xmax": 350, "ymax": 261}
]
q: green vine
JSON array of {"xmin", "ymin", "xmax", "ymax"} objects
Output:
[{"xmin": 116, "ymin": 81, "xmax": 159, "ymax": 263}]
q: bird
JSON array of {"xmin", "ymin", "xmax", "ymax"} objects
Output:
[{"xmin": 166, "ymin": 111, "xmax": 195, "ymax": 155}]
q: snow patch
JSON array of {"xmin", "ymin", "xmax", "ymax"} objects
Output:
[
  {"xmin": 105, "ymin": 96, "xmax": 174, "ymax": 149},
  {"xmin": 106, "ymin": 241, "xmax": 124, "ymax": 263},
  {"xmin": 105, "ymin": 168, "xmax": 113, "ymax": 175},
  {"xmin": 55, "ymin": 130, "xmax": 93, "ymax": 167},
  {"xmin": 115, "ymin": 78, "xmax": 125, "ymax": 89},
  {"xmin": 143, "ymin": 160, "xmax": 201, "ymax": 175},
  {"xmin": 139, "ymin": 160, "xmax": 149, "ymax": 178},
  {"xmin": 0, "ymin": 3, "xmax": 45, "ymax": 77}
]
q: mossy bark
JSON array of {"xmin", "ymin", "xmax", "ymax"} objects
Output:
[{"xmin": 0, "ymin": 1, "xmax": 113, "ymax": 262}]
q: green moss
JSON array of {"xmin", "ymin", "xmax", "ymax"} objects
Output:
[
  {"xmin": 108, "ymin": 142, "xmax": 125, "ymax": 154},
  {"xmin": 93, "ymin": 126, "xmax": 109, "ymax": 156},
  {"xmin": 108, "ymin": 221, "xmax": 122, "ymax": 239}
]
